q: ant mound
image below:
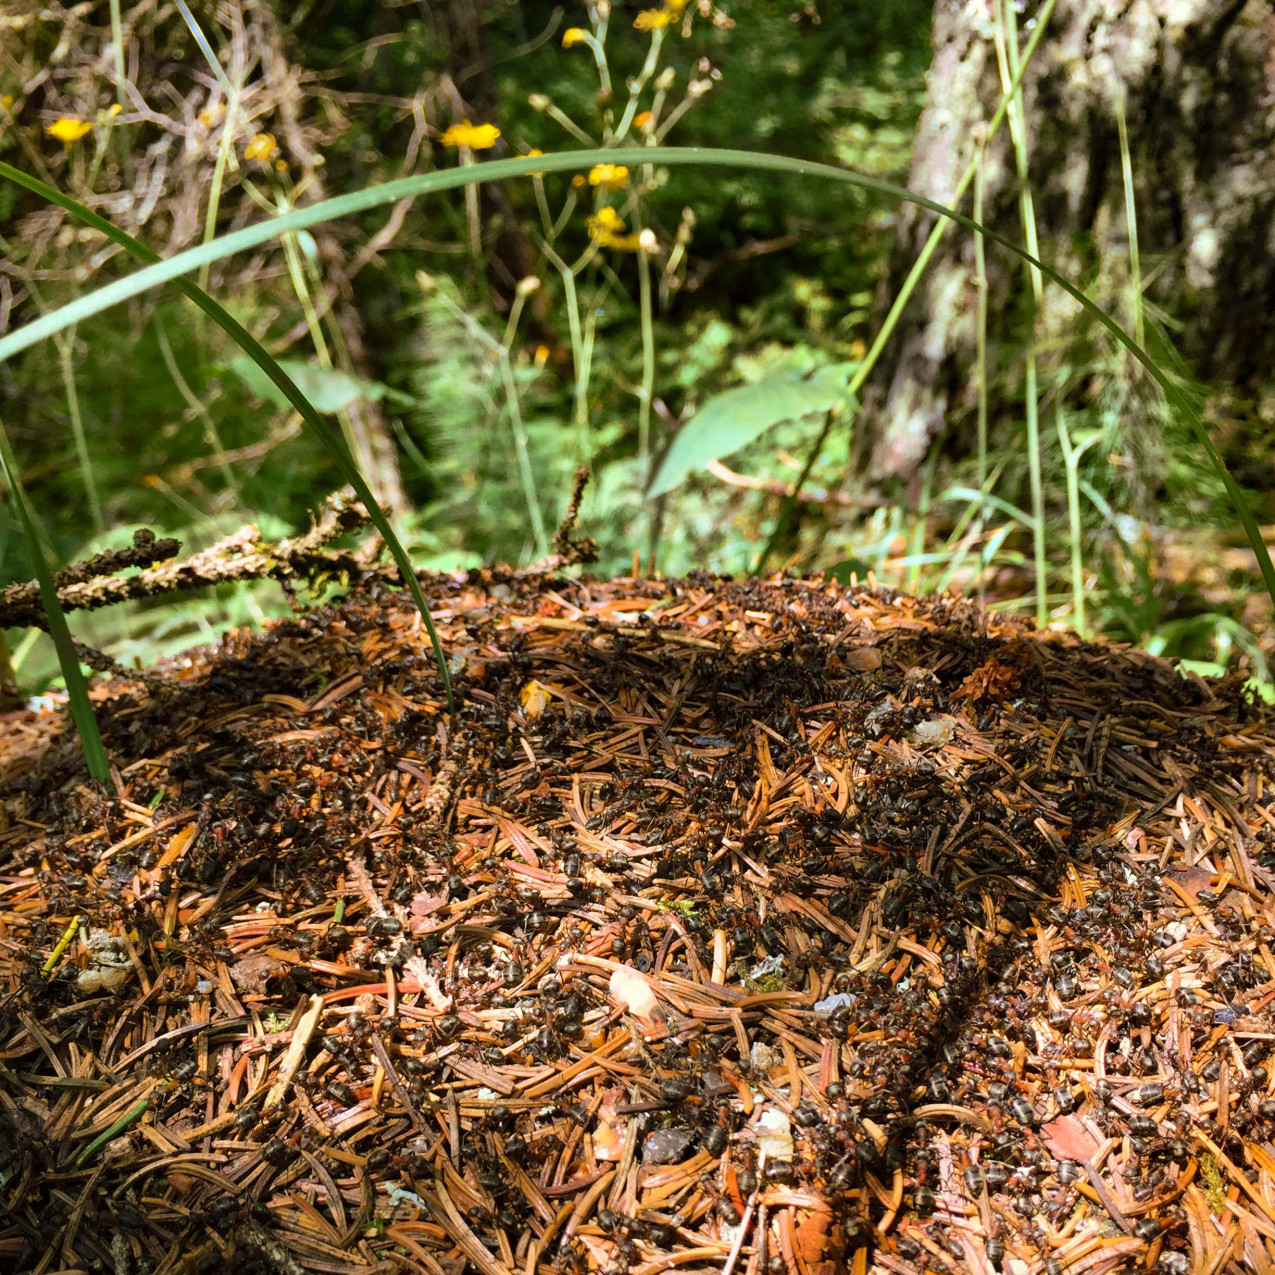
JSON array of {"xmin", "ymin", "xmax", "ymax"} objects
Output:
[{"xmin": 2, "ymin": 572, "xmax": 1274, "ymax": 1275}]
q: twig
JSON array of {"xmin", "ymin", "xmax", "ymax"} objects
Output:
[
  {"xmin": 516, "ymin": 465, "xmax": 599, "ymax": 576},
  {"xmin": 706, "ymin": 459, "xmax": 888, "ymax": 508},
  {"xmin": 0, "ymin": 492, "xmax": 373, "ymax": 630}
]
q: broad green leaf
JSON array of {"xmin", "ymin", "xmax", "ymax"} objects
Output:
[
  {"xmin": 230, "ymin": 357, "xmax": 390, "ymax": 414},
  {"xmin": 649, "ymin": 362, "xmax": 856, "ymax": 498}
]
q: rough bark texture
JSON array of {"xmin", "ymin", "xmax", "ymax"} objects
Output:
[{"xmin": 861, "ymin": 0, "xmax": 1275, "ymax": 481}]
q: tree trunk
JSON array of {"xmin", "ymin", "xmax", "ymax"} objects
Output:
[{"xmin": 859, "ymin": 0, "xmax": 1275, "ymax": 482}]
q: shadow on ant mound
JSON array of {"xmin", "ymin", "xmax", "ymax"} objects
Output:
[{"xmin": 0, "ymin": 573, "xmax": 1268, "ymax": 1272}]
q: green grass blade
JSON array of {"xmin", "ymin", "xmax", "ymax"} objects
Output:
[
  {"xmin": 1, "ymin": 146, "xmax": 1270, "ymax": 610},
  {"xmin": 0, "ymin": 164, "xmax": 453, "ymax": 712},
  {"xmin": 0, "ymin": 437, "xmax": 110, "ymax": 784}
]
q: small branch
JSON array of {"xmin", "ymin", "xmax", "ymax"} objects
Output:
[
  {"xmin": 706, "ymin": 459, "xmax": 887, "ymax": 508},
  {"xmin": 516, "ymin": 466, "xmax": 599, "ymax": 577},
  {"xmin": 554, "ymin": 465, "xmax": 591, "ymax": 557},
  {"xmin": 57, "ymin": 529, "xmax": 182, "ymax": 588},
  {"xmin": 0, "ymin": 491, "xmax": 374, "ymax": 631}
]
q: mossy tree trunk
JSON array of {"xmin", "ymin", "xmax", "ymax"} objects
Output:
[{"xmin": 859, "ymin": 0, "xmax": 1275, "ymax": 484}]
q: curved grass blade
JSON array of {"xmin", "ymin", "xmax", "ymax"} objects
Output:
[
  {"xmin": 1, "ymin": 146, "xmax": 1270, "ymax": 611},
  {"xmin": 0, "ymin": 440, "xmax": 110, "ymax": 783},
  {"xmin": 0, "ymin": 165, "xmax": 453, "ymax": 713}
]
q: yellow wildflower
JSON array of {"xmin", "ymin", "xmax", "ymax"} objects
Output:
[
  {"xmin": 198, "ymin": 101, "xmax": 225, "ymax": 128},
  {"xmin": 588, "ymin": 162, "xmax": 629, "ymax": 190},
  {"xmin": 588, "ymin": 206, "xmax": 625, "ymax": 237},
  {"xmin": 244, "ymin": 132, "xmax": 277, "ymax": 161},
  {"xmin": 562, "ymin": 27, "xmax": 587, "ymax": 47},
  {"xmin": 587, "ymin": 205, "xmax": 643, "ymax": 251},
  {"xmin": 440, "ymin": 120, "xmax": 501, "ymax": 149},
  {"xmin": 534, "ymin": 344, "xmax": 551, "ymax": 367},
  {"xmin": 274, "ymin": 157, "xmax": 289, "ymax": 172},
  {"xmin": 634, "ymin": 9, "xmax": 675, "ymax": 30},
  {"xmin": 0, "ymin": 95, "xmax": 13, "ymax": 112},
  {"xmin": 47, "ymin": 117, "xmax": 93, "ymax": 143},
  {"xmin": 634, "ymin": 110, "xmax": 654, "ymax": 130},
  {"xmin": 525, "ymin": 147, "xmax": 545, "ymax": 177},
  {"xmin": 106, "ymin": 103, "xmax": 122, "ymax": 119},
  {"xmin": 571, "ymin": 173, "xmax": 587, "ymax": 187}
]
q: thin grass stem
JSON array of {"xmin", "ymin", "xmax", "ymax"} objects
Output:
[
  {"xmin": 613, "ymin": 29, "xmax": 665, "ymax": 143},
  {"xmin": 276, "ymin": 202, "xmax": 365, "ymax": 476},
  {"xmin": 532, "ymin": 174, "xmax": 556, "ymax": 237},
  {"xmin": 543, "ymin": 102, "xmax": 595, "ymax": 147},
  {"xmin": 1056, "ymin": 410, "xmax": 1101, "ymax": 637},
  {"xmin": 8, "ymin": 627, "xmax": 41, "ymax": 677},
  {"xmin": 144, "ymin": 471, "xmax": 210, "ymax": 522},
  {"xmin": 1115, "ymin": 94, "xmax": 1145, "ymax": 351},
  {"xmin": 55, "ymin": 325, "xmax": 104, "ymax": 535},
  {"xmin": 753, "ymin": 0, "xmax": 1061, "ymax": 577},
  {"xmin": 502, "ymin": 289, "xmax": 529, "ymax": 351},
  {"xmin": 637, "ymin": 234, "xmax": 656, "ymax": 503},
  {"xmin": 585, "ymin": 14, "xmax": 612, "ymax": 103},
  {"xmin": 908, "ymin": 452, "xmax": 939, "ymax": 593},
  {"xmin": 579, "ymin": 307, "xmax": 598, "ymax": 456},
  {"xmin": 497, "ymin": 351, "xmax": 550, "ymax": 558},
  {"xmin": 175, "ymin": 0, "xmax": 239, "ymax": 297},
  {"xmin": 428, "ymin": 286, "xmax": 548, "ymax": 557},
  {"xmin": 108, "ymin": 0, "xmax": 128, "ymax": 114},
  {"xmin": 0, "ymin": 424, "xmax": 109, "ymax": 782},
  {"xmin": 538, "ymin": 240, "xmax": 589, "ymax": 440},
  {"xmin": 154, "ymin": 314, "xmax": 240, "ymax": 503},
  {"xmin": 755, "ymin": 407, "xmax": 839, "ymax": 574},
  {"xmin": 841, "ymin": 0, "xmax": 1059, "ymax": 416},
  {"xmin": 995, "ymin": 0, "xmax": 1048, "ymax": 627},
  {"xmin": 462, "ymin": 153, "xmax": 483, "ymax": 262},
  {"xmin": 974, "ymin": 147, "xmax": 989, "ymax": 492}
]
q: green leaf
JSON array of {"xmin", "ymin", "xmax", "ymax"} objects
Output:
[
  {"xmin": 649, "ymin": 362, "xmax": 856, "ymax": 498},
  {"xmin": 229, "ymin": 357, "xmax": 391, "ymax": 414}
]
